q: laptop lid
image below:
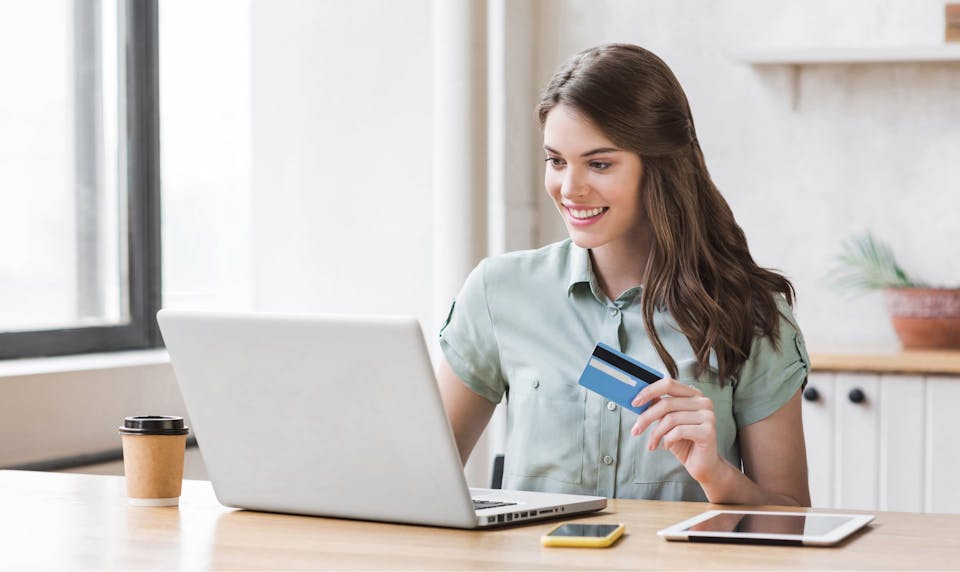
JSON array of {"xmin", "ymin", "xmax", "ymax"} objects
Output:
[{"xmin": 158, "ymin": 310, "xmax": 480, "ymax": 528}]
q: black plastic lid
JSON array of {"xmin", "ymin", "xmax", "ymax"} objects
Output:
[{"xmin": 119, "ymin": 416, "xmax": 189, "ymax": 436}]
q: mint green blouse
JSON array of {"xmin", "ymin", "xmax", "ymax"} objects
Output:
[{"xmin": 439, "ymin": 239, "xmax": 809, "ymax": 501}]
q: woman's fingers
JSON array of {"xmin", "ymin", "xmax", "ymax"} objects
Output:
[
  {"xmin": 661, "ymin": 424, "xmax": 714, "ymax": 453},
  {"xmin": 630, "ymin": 383, "xmax": 713, "ymax": 436},
  {"xmin": 645, "ymin": 409, "xmax": 716, "ymax": 451},
  {"xmin": 631, "ymin": 377, "xmax": 702, "ymax": 408}
]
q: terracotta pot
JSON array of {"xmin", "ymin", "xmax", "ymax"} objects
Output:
[{"xmin": 883, "ymin": 288, "xmax": 960, "ymax": 349}]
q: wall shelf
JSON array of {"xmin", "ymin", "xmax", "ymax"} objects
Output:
[
  {"xmin": 735, "ymin": 44, "xmax": 960, "ymax": 109},
  {"xmin": 736, "ymin": 44, "xmax": 960, "ymax": 66}
]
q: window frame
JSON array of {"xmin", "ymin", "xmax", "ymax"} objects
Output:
[{"xmin": 0, "ymin": 0, "xmax": 161, "ymax": 359}]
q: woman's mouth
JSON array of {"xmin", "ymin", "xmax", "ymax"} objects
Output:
[{"xmin": 564, "ymin": 205, "xmax": 608, "ymax": 226}]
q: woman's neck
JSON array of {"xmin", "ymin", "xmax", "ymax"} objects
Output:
[{"xmin": 588, "ymin": 231, "xmax": 651, "ymax": 303}]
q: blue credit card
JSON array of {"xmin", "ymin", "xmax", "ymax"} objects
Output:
[{"xmin": 577, "ymin": 342, "xmax": 664, "ymax": 415}]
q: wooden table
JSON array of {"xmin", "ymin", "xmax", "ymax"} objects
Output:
[{"xmin": 3, "ymin": 470, "xmax": 959, "ymax": 570}]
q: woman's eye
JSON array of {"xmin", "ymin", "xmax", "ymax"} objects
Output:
[
  {"xmin": 545, "ymin": 157, "xmax": 565, "ymax": 168},
  {"xmin": 590, "ymin": 161, "xmax": 611, "ymax": 171}
]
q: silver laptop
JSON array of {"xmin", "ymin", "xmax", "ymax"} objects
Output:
[{"xmin": 157, "ymin": 310, "xmax": 606, "ymax": 529}]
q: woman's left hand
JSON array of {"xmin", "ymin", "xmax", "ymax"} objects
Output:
[{"xmin": 630, "ymin": 377, "xmax": 723, "ymax": 484}]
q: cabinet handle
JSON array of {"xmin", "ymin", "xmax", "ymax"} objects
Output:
[
  {"xmin": 848, "ymin": 388, "xmax": 866, "ymax": 404},
  {"xmin": 802, "ymin": 387, "xmax": 820, "ymax": 402}
]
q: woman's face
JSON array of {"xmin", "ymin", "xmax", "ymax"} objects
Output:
[{"xmin": 543, "ymin": 104, "xmax": 645, "ymax": 251}]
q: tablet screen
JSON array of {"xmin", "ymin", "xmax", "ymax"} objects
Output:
[{"xmin": 685, "ymin": 512, "xmax": 854, "ymax": 537}]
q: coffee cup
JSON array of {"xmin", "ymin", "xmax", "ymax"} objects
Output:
[{"xmin": 119, "ymin": 416, "xmax": 189, "ymax": 506}]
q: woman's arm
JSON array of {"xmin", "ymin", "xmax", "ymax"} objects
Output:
[
  {"xmin": 631, "ymin": 380, "xmax": 811, "ymax": 506},
  {"xmin": 710, "ymin": 389, "xmax": 811, "ymax": 506},
  {"xmin": 437, "ymin": 356, "xmax": 496, "ymax": 465}
]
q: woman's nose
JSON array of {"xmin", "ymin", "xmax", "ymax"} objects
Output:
[{"xmin": 560, "ymin": 170, "xmax": 586, "ymax": 198}]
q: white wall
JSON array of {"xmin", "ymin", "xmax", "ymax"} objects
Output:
[
  {"xmin": 161, "ymin": 0, "xmax": 253, "ymax": 311},
  {"xmin": 249, "ymin": 0, "xmax": 435, "ymax": 333},
  {"xmin": 532, "ymin": 0, "xmax": 960, "ymax": 350}
]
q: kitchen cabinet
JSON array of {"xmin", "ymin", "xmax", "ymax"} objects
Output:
[
  {"xmin": 926, "ymin": 378, "xmax": 960, "ymax": 513},
  {"xmin": 802, "ymin": 366, "xmax": 960, "ymax": 514}
]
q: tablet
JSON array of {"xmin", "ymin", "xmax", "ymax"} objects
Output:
[{"xmin": 657, "ymin": 510, "xmax": 875, "ymax": 546}]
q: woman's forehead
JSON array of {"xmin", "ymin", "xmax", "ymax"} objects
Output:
[{"xmin": 542, "ymin": 104, "xmax": 621, "ymax": 154}]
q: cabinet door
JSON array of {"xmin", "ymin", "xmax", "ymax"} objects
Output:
[
  {"xmin": 834, "ymin": 373, "xmax": 879, "ymax": 510},
  {"xmin": 925, "ymin": 377, "xmax": 960, "ymax": 514},
  {"xmin": 878, "ymin": 375, "xmax": 924, "ymax": 512},
  {"xmin": 802, "ymin": 372, "xmax": 834, "ymax": 508}
]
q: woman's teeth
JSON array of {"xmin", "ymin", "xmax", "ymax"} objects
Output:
[{"xmin": 570, "ymin": 207, "xmax": 606, "ymax": 219}]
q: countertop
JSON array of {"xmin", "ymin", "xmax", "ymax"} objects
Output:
[{"xmin": 810, "ymin": 349, "xmax": 960, "ymax": 376}]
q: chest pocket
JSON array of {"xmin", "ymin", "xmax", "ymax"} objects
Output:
[
  {"xmin": 506, "ymin": 368, "xmax": 586, "ymax": 485},
  {"xmin": 633, "ymin": 362, "xmax": 733, "ymax": 486}
]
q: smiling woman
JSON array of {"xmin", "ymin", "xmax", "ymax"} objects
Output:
[{"xmin": 437, "ymin": 44, "xmax": 811, "ymax": 507}]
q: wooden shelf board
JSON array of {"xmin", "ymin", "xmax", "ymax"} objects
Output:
[{"xmin": 736, "ymin": 44, "xmax": 960, "ymax": 66}]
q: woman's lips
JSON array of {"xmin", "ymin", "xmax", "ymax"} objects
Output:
[{"xmin": 564, "ymin": 205, "xmax": 608, "ymax": 227}]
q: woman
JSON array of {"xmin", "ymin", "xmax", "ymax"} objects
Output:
[{"xmin": 438, "ymin": 44, "xmax": 810, "ymax": 505}]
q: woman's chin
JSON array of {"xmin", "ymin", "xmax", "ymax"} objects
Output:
[{"xmin": 567, "ymin": 231, "xmax": 606, "ymax": 250}]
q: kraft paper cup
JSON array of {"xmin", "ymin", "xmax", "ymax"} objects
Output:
[{"xmin": 119, "ymin": 416, "xmax": 189, "ymax": 507}]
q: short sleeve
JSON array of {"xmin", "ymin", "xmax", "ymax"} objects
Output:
[
  {"xmin": 438, "ymin": 259, "xmax": 505, "ymax": 404},
  {"xmin": 732, "ymin": 295, "xmax": 810, "ymax": 427}
]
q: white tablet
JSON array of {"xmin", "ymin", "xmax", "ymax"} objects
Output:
[{"xmin": 657, "ymin": 510, "xmax": 875, "ymax": 546}]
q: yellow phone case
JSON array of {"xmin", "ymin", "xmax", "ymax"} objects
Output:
[{"xmin": 540, "ymin": 522, "xmax": 625, "ymax": 548}]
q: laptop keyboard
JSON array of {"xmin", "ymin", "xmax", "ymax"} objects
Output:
[{"xmin": 472, "ymin": 499, "xmax": 517, "ymax": 511}]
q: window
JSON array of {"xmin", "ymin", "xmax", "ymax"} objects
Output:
[{"xmin": 0, "ymin": 0, "xmax": 161, "ymax": 359}]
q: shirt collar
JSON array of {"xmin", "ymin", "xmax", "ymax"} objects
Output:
[
  {"xmin": 566, "ymin": 242, "xmax": 593, "ymax": 296},
  {"xmin": 566, "ymin": 241, "xmax": 644, "ymax": 306},
  {"xmin": 567, "ymin": 242, "xmax": 613, "ymax": 305}
]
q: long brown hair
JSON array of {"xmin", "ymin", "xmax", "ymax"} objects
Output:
[{"xmin": 538, "ymin": 43, "xmax": 794, "ymax": 385}]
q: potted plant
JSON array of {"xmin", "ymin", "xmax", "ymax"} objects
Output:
[{"xmin": 834, "ymin": 232, "xmax": 960, "ymax": 349}]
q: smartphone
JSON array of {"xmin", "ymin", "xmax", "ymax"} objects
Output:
[{"xmin": 541, "ymin": 522, "xmax": 625, "ymax": 548}]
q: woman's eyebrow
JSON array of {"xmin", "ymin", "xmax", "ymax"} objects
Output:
[
  {"xmin": 581, "ymin": 147, "xmax": 619, "ymax": 157},
  {"xmin": 543, "ymin": 144, "xmax": 620, "ymax": 157}
]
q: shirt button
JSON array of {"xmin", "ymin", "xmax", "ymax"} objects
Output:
[
  {"xmin": 531, "ymin": 379, "xmax": 540, "ymax": 389},
  {"xmin": 602, "ymin": 455, "xmax": 614, "ymax": 465},
  {"xmin": 609, "ymin": 307, "xmax": 619, "ymax": 316},
  {"xmin": 606, "ymin": 401, "xmax": 617, "ymax": 411}
]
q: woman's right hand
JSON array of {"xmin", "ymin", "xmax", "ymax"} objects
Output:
[{"xmin": 629, "ymin": 376, "xmax": 725, "ymax": 487}]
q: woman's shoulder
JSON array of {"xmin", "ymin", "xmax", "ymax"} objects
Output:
[
  {"xmin": 771, "ymin": 292, "xmax": 801, "ymax": 335},
  {"xmin": 740, "ymin": 292, "xmax": 808, "ymax": 377},
  {"xmin": 481, "ymin": 239, "xmax": 576, "ymax": 281}
]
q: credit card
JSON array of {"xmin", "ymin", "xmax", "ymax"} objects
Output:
[{"xmin": 577, "ymin": 342, "xmax": 664, "ymax": 415}]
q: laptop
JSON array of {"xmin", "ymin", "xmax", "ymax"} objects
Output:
[{"xmin": 156, "ymin": 310, "xmax": 606, "ymax": 529}]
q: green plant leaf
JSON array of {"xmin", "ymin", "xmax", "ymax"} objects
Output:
[{"xmin": 830, "ymin": 232, "xmax": 919, "ymax": 291}]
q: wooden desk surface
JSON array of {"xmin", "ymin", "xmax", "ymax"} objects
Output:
[{"xmin": 2, "ymin": 470, "xmax": 959, "ymax": 570}]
